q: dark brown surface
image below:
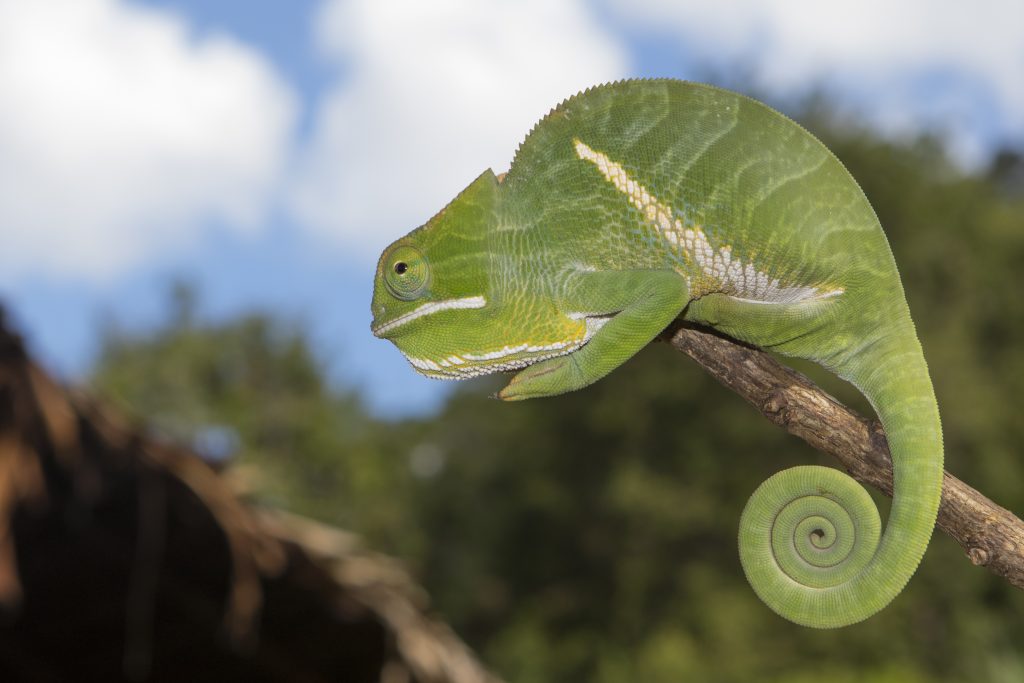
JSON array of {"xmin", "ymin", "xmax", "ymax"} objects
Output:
[
  {"xmin": 0, "ymin": 309, "xmax": 500, "ymax": 683},
  {"xmin": 665, "ymin": 321, "xmax": 1024, "ymax": 591}
]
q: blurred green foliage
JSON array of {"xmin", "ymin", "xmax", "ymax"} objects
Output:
[{"xmin": 91, "ymin": 118, "xmax": 1024, "ymax": 682}]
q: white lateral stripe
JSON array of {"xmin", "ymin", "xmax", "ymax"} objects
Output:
[
  {"xmin": 729, "ymin": 288, "xmax": 845, "ymax": 305},
  {"xmin": 372, "ymin": 295, "xmax": 486, "ymax": 336},
  {"xmin": 463, "ymin": 339, "xmax": 573, "ymax": 361}
]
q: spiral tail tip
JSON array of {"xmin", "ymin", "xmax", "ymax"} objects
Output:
[{"xmin": 738, "ymin": 465, "xmax": 883, "ymax": 628}]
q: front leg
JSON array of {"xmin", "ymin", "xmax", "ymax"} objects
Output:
[{"xmin": 498, "ymin": 269, "xmax": 690, "ymax": 400}]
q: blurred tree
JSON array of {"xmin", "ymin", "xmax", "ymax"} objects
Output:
[
  {"xmin": 92, "ymin": 295, "xmax": 425, "ymax": 558},
  {"xmin": 89, "ymin": 114, "xmax": 1024, "ymax": 683}
]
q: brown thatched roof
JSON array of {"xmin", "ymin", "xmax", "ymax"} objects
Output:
[{"xmin": 0, "ymin": 308, "xmax": 501, "ymax": 683}]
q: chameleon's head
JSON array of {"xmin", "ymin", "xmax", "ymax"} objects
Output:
[{"xmin": 371, "ymin": 169, "xmax": 509, "ymax": 379}]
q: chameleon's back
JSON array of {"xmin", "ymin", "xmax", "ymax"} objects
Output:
[
  {"xmin": 501, "ymin": 81, "xmax": 899, "ymax": 323},
  {"xmin": 496, "ymin": 80, "xmax": 943, "ymax": 628}
]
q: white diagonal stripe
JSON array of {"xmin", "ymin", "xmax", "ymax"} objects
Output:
[{"xmin": 574, "ymin": 138, "xmax": 843, "ymax": 304}]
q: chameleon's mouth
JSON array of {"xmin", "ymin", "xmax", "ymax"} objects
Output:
[{"xmin": 371, "ymin": 295, "xmax": 487, "ymax": 338}]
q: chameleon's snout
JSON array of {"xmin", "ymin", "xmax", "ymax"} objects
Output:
[
  {"xmin": 370, "ymin": 315, "xmax": 392, "ymax": 339},
  {"xmin": 370, "ymin": 301, "xmax": 405, "ymax": 339}
]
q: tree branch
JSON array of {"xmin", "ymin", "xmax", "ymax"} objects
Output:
[{"xmin": 662, "ymin": 321, "xmax": 1024, "ymax": 590}]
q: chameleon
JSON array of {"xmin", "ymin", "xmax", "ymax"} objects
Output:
[{"xmin": 370, "ymin": 79, "xmax": 943, "ymax": 628}]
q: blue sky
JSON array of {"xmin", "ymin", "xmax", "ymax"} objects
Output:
[{"xmin": 1, "ymin": 0, "xmax": 1021, "ymax": 416}]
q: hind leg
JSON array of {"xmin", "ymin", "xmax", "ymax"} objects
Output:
[{"xmin": 684, "ymin": 293, "xmax": 846, "ymax": 363}]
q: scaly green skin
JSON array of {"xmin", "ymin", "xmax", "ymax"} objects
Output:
[{"xmin": 370, "ymin": 80, "xmax": 943, "ymax": 628}]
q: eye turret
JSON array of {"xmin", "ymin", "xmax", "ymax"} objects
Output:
[{"xmin": 383, "ymin": 245, "xmax": 430, "ymax": 300}]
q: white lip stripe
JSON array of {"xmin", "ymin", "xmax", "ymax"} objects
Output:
[{"xmin": 372, "ymin": 295, "xmax": 486, "ymax": 336}]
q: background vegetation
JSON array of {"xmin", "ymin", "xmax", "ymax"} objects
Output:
[{"xmin": 90, "ymin": 112, "xmax": 1024, "ymax": 682}]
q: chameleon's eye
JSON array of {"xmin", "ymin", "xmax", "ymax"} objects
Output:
[{"xmin": 384, "ymin": 245, "xmax": 429, "ymax": 300}]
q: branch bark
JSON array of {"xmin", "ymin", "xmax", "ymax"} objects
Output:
[{"xmin": 662, "ymin": 321, "xmax": 1024, "ymax": 590}]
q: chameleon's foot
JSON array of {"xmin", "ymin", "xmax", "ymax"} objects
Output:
[{"xmin": 497, "ymin": 356, "xmax": 580, "ymax": 401}]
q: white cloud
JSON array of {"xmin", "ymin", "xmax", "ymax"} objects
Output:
[
  {"xmin": 0, "ymin": 0, "xmax": 297, "ymax": 284},
  {"xmin": 289, "ymin": 0, "xmax": 628, "ymax": 259},
  {"xmin": 606, "ymin": 0, "xmax": 1024, "ymax": 166}
]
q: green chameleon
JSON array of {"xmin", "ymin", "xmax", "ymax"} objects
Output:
[{"xmin": 370, "ymin": 79, "xmax": 942, "ymax": 628}]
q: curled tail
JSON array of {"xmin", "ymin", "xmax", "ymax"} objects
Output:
[{"xmin": 738, "ymin": 320, "xmax": 943, "ymax": 628}]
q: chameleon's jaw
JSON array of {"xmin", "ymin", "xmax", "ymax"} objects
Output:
[
  {"xmin": 397, "ymin": 320, "xmax": 610, "ymax": 381},
  {"xmin": 400, "ymin": 342, "xmax": 582, "ymax": 381},
  {"xmin": 391, "ymin": 313, "xmax": 611, "ymax": 380},
  {"xmin": 370, "ymin": 295, "xmax": 488, "ymax": 338}
]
